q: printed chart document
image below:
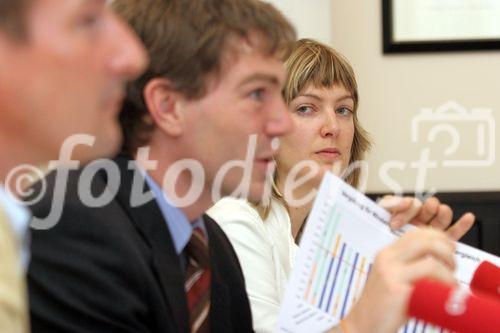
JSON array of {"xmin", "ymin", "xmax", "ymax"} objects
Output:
[{"xmin": 277, "ymin": 172, "xmax": 499, "ymax": 333}]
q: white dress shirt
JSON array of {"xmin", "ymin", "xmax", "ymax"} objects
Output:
[
  {"xmin": 208, "ymin": 197, "xmax": 298, "ymax": 333},
  {"xmin": 0, "ymin": 185, "xmax": 31, "ymax": 270}
]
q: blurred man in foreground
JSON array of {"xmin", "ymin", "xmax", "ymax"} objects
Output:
[{"xmin": 0, "ymin": 0, "xmax": 147, "ymax": 331}]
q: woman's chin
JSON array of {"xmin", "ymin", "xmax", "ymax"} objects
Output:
[{"xmin": 319, "ymin": 162, "xmax": 342, "ymax": 176}]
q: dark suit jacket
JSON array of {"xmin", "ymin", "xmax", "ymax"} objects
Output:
[{"xmin": 27, "ymin": 155, "xmax": 254, "ymax": 333}]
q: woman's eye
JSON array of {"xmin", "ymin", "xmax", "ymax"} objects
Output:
[
  {"xmin": 336, "ymin": 107, "xmax": 352, "ymax": 116},
  {"xmin": 296, "ymin": 105, "xmax": 313, "ymax": 114}
]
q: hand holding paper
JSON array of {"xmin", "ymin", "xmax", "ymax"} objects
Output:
[
  {"xmin": 277, "ymin": 172, "xmax": 499, "ymax": 333},
  {"xmin": 379, "ymin": 195, "xmax": 475, "ymax": 240},
  {"xmin": 342, "ymin": 228, "xmax": 457, "ymax": 333}
]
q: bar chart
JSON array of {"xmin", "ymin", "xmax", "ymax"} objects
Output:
[{"xmin": 277, "ymin": 173, "xmax": 448, "ymax": 333}]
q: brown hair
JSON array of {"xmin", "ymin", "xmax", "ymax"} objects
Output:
[
  {"xmin": 112, "ymin": 0, "xmax": 296, "ymax": 154},
  {"xmin": 257, "ymin": 39, "xmax": 372, "ymax": 220},
  {"xmin": 0, "ymin": 0, "xmax": 29, "ymax": 38}
]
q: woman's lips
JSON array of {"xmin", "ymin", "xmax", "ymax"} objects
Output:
[
  {"xmin": 315, "ymin": 148, "xmax": 341, "ymax": 161},
  {"xmin": 254, "ymin": 156, "xmax": 273, "ymax": 173}
]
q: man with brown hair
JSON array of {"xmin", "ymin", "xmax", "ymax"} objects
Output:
[
  {"xmin": 0, "ymin": 0, "xmax": 147, "ymax": 332},
  {"xmin": 27, "ymin": 0, "xmax": 295, "ymax": 332}
]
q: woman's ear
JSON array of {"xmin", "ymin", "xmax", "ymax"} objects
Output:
[{"xmin": 143, "ymin": 77, "xmax": 184, "ymax": 137}]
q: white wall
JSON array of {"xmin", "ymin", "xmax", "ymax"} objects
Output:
[
  {"xmin": 266, "ymin": 0, "xmax": 500, "ymax": 193},
  {"xmin": 264, "ymin": 0, "xmax": 334, "ymax": 46}
]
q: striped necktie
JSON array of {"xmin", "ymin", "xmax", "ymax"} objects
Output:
[{"xmin": 184, "ymin": 227, "xmax": 211, "ymax": 333}]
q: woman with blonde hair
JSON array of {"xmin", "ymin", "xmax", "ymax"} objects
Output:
[{"xmin": 208, "ymin": 39, "xmax": 474, "ymax": 333}]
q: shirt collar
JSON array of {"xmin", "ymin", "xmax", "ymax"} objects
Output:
[
  {"xmin": 0, "ymin": 184, "xmax": 31, "ymax": 270},
  {"xmin": 0, "ymin": 185, "xmax": 31, "ymax": 240},
  {"xmin": 142, "ymin": 172, "xmax": 206, "ymax": 255}
]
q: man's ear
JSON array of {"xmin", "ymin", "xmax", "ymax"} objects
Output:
[{"xmin": 143, "ymin": 78, "xmax": 185, "ymax": 137}]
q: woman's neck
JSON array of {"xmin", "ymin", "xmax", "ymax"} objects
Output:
[
  {"xmin": 276, "ymin": 173, "xmax": 317, "ymax": 240},
  {"xmin": 288, "ymin": 201, "xmax": 312, "ymax": 239}
]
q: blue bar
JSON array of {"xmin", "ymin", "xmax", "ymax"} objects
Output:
[
  {"xmin": 412, "ymin": 320, "xmax": 419, "ymax": 333},
  {"xmin": 340, "ymin": 252, "xmax": 359, "ymax": 318},
  {"xmin": 325, "ymin": 243, "xmax": 346, "ymax": 313},
  {"xmin": 318, "ymin": 247, "xmax": 337, "ymax": 309}
]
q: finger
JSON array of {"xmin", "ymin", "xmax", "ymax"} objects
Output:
[
  {"xmin": 403, "ymin": 256, "xmax": 457, "ymax": 286},
  {"xmin": 392, "ymin": 228, "xmax": 456, "ymax": 269},
  {"xmin": 379, "ymin": 195, "xmax": 411, "ymax": 229},
  {"xmin": 446, "ymin": 212, "xmax": 476, "ymax": 241},
  {"xmin": 379, "ymin": 195, "xmax": 411, "ymax": 212},
  {"xmin": 388, "ymin": 198, "xmax": 422, "ymax": 230},
  {"xmin": 412, "ymin": 197, "xmax": 440, "ymax": 226},
  {"xmin": 428, "ymin": 204, "xmax": 453, "ymax": 230}
]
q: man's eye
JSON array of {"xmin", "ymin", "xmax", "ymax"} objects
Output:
[
  {"xmin": 250, "ymin": 89, "xmax": 265, "ymax": 101},
  {"xmin": 78, "ymin": 10, "xmax": 103, "ymax": 29},
  {"xmin": 81, "ymin": 15, "xmax": 98, "ymax": 26}
]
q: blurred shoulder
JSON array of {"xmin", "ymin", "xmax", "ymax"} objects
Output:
[{"xmin": 207, "ymin": 197, "xmax": 262, "ymax": 226}]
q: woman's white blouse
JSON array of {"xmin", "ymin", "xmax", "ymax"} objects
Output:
[{"xmin": 207, "ymin": 197, "xmax": 298, "ymax": 333}]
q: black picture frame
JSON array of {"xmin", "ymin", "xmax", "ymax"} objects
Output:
[
  {"xmin": 367, "ymin": 191, "xmax": 500, "ymax": 256},
  {"xmin": 382, "ymin": 0, "xmax": 500, "ymax": 53}
]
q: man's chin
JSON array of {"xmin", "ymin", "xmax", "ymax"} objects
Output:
[
  {"xmin": 244, "ymin": 181, "xmax": 270, "ymax": 204},
  {"xmin": 77, "ymin": 132, "xmax": 123, "ymax": 164}
]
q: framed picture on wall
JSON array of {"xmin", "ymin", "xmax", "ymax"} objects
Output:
[{"xmin": 383, "ymin": 0, "xmax": 500, "ymax": 53}]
